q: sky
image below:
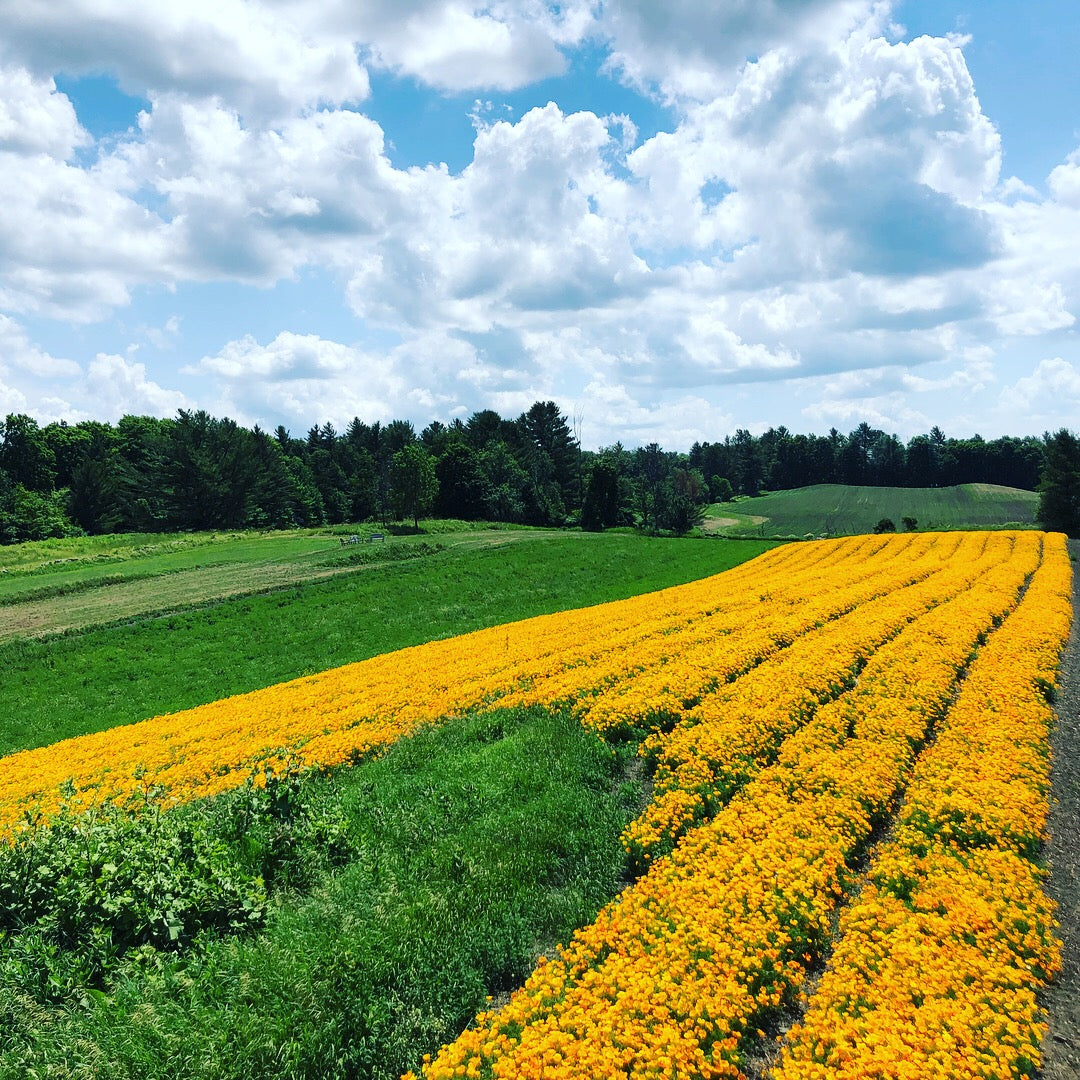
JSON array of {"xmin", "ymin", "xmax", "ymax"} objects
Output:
[{"xmin": 1, "ymin": 1, "xmax": 1078, "ymax": 452}]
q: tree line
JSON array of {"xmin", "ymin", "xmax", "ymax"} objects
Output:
[{"xmin": 0, "ymin": 407, "xmax": 1076, "ymax": 543}]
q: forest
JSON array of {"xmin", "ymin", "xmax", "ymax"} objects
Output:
[{"xmin": 0, "ymin": 404, "xmax": 1064, "ymax": 543}]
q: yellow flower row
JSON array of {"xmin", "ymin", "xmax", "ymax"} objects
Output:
[
  {"xmin": 0, "ymin": 533, "xmax": 931, "ymax": 837},
  {"xmin": 623, "ymin": 531, "xmax": 1018, "ymax": 862},
  {"xmin": 773, "ymin": 534, "xmax": 1072, "ymax": 1080},
  {"xmin": 0, "ymin": 539, "xmax": 804, "ymax": 833},
  {"xmin": 569, "ymin": 534, "xmax": 933, "ymax": 735},
  {"xmin": 410, "ymin": 533, "xmax": 1041, "ymax": 1080},
  {"xmin": 492, "ymin": 533, "xmax": 910, "ymax": 725}
]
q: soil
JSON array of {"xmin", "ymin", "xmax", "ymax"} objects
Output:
[{"xmin": 1043, "ymin": 538, "xmax": 1080, "ymax": 1079}]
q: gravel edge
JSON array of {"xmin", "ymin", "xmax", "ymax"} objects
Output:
[{"xmin": 1042, "ymin": 537, "xmax": 1080, "ymax": 1079}]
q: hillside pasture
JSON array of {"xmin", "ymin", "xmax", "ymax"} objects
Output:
[{"xmin": 704, "ymin": 482, "xmax": 1038, "ymax": 537}]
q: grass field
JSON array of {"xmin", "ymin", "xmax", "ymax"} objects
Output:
[
  {"xmin": 0, "ymin": 705, "xmax": 645, "ymax": 1080},
  {"xmin": 703, "ymin": 482, "xmax": 1038, "ymax": 538},
  {"xmin": 0, "ymin": 525, "xmax": 774, "ymax": 757}
]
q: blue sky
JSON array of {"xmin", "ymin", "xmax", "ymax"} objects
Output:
[{"xmin": 1, "ymin": 1, "xmax": 1078, "ymax": 450}]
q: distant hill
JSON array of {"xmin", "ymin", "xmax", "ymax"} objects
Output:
[{"xmin": 703, "ymin": 483, "xmax": 1039, "ymax": 538}]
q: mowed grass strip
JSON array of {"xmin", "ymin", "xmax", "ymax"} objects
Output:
[
  {"xmin": 0, "ymin": 531, "xmax": 774, "ymax": 757},
  {"xmin": 0, "ymin": 526, "xmax": 540, "ymax": 637},
  {"xmin": 0, "ymin": 706, "xmax": 643, "ymax": 1080}
]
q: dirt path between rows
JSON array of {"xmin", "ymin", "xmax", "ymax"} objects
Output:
[{"xmin": 1043, "ymin": 537, "xmax": 1080, "ymax": 1078}]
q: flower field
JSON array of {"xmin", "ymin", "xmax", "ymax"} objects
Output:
[{"xmin": 0, "ymin": 530, "xmax": 1072, "ymax": 1078}]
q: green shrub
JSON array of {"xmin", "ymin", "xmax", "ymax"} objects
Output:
[{"xmin": 0, "ymin": 764, "xmax": 354, "ymax": 1005}]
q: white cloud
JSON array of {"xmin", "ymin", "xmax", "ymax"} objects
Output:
[
  {"xmin": 0, "ymin": 314, "xmax": 81, "ymax": 378},
  {"xmin": 81, "ymin": 353, "xmax": 192, "ymax": 420},
  {"xmin": 190, "ymin": 331, "xmax": 360, "ymax": 380},
  {"xmin": 0, "ymin": 66, "xmax": 87, "ymax": 157},
  {"xmin": 0, "ymin": 317, "xmax": 190, "ymax": 424},
  {"xmin": 598, "ymin": 0, "xmax": 879, "ymax": 102},
  {"xmin": 0, "ymin": 1, "xmax": 369, "ymax": 120},
  {"xmin": 1048, "ymin": 150, "xmax": 1080, "ymax": 208},
  {"xmin": 134, "ymin": 99, "xmax": 404, "ymax": 281},
  {"xmin": 360, "ymin": 2, "xmax": 568, "ymax": 91},
  {"xmin": 187, "ymin": 330, "xmax": 413, "ymax": 428},
  {"xmin": 1006, "ymin": 357, "xmax": 1080, "ymax": 411},
  {"xmin": 0, "ymin": 1, "xmax": 1077, "ymax": 446},
  {"xmin": 0, "ymin": 66, "xmax": 173, "ymax": 320},
  {"xmin": 989, "ymin": 279, "xmax": 1075, "ymax": 337}
]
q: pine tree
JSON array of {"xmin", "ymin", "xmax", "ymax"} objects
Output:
[{"xmin": 1037, "ymin": 429, "xmax": 1080, "ymax": 537}]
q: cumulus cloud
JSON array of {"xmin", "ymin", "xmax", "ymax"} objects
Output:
[
  {"xmin": 0, "ymin": 314, "xmax": 81, "ymax": 379},
  {"xmin": 186, "ymin": 330, "xmax": 414, "ymax": 428},
  {"xmin": 1006, "ymin": 357, "xmax": 1080, "ymax": 411},
  {"xmin": 81, "ymin": 353, "xmax": 192, "ymax": 419},
  {"xmin": 0, "ymin": 315, "xmax": 190, "ymax": 423},
  {"xmin": 0, "ymin": 1, "xmax": 369, "ymax": 119},
  {"xmin": 598, "ymin": 0, "xmax": 876, "ymax": 102},
  {"xmin": 0, "ymin": 65, "xmax": 87, "ymax": 157},
  {"xmin": 119, "ymin": 98, "xmax": 411, "ymax": 284},
  {"xmin": 0, "ymin": 65, "xmax": 173, "ymax": 320},
  {"xmin": 0, "ymin": 0, "xmax": 1077, "ymax": 445},
  {"xmin": 1048, "ymin": 150, "xmax": 1080, "ymax": 207},
  {"xmin": 357, "ymin": 1, "xmax": 569, "ymax": 91}
]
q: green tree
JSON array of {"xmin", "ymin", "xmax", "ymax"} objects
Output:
[
  {"xmin": 581, "ymin": 456, "xmax": 622, "ymax": 531},
  {"xmin": 435, "ymin": 442, "xmax": 490, "ymax": 520},
  {"xmin": 0, "ymin": 414, "xmax": 56, "ymax": 492},
  {"xmin": 478, "ymin": 441, "xmax": 529, "ymax": 523},
  {"xmin": 390, "ymin": 444, "xmax": 439, "ymax": 530},
  {"xmin": 710, "ymin": 475, "xmax": 735, "ymax": 503},
  {"xmin": 1037, "ymin": 429, "xmax": 1080, "ymax": 537},
  {"xmin": 0, "ymin": 484, "xmax": 78, "ymax": 543}
]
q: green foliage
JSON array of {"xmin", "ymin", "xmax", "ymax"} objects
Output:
[
  {"xmin": 390, "ymin": 443, "xmax": 439, "ymax": 529},
  {"xmin": 0, "ymin": 765, "xmax": 353, "ymax": 1007},
  {"xmin": 322, "ymin": 539, "xmax": 446, "ymax": 567},
  {"xmin": 0, "ymin": 485, "xmax": 81, "ymax": 544},
  {"xmin": 0, "ymin": 708, "xmax": 641, "ymax": 1079},
  {"xmin": 711, "ymin": 475, "xmax": 735, "ymax": 502},
  {"xmin": 1037, "ymin": 428, "xmax": 1080, "ymax": 537},
  {"xmin": 581, "ymin": 455, "xmax": 624, "ymax": 531},
  {"xmin": 873, "ymin": 517, "xmax": 897, "ymax": 534}
]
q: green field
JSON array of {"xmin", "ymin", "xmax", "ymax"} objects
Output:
[{"xmin": 703, "ymin": 482, "xmax": 1038, "ymax": 538}]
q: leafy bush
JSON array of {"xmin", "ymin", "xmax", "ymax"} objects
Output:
[{"xmin": 0, "ymin": 763, "xmax": 354, "ymax": 1006}]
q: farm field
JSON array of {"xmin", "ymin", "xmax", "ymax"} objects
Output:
[
  {"xmin": 704, "ymin": 482, "xmax": 1038, "ymax": 538},
  {"xmin": 0, "ymin": 529, "xmax": 1072, "ymax": 1078}
]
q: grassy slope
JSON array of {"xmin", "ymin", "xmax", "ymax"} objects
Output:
[
  {"xmin": 704, "ymin": 482, "xmax": 1038, "ymax": 538},
  {"xmin": 0, "ymin": 528, "xmax": 775, "ymax": 757}
]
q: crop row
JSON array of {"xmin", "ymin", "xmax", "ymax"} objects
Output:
[
  {"xmin": 0, "ymin": 533, "xmax": 951, "ymax": 837},
  {"xmin": 410, "ymin": 532, "xmax": 1051, "ymax": 1079},
  {"xmin": 624, "ymin": 531, "xmax": 1011, "ymax": 864},
  {"xmin": 774, "ymin": 534, "xmax": 1071, "ymax": 1079}
]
